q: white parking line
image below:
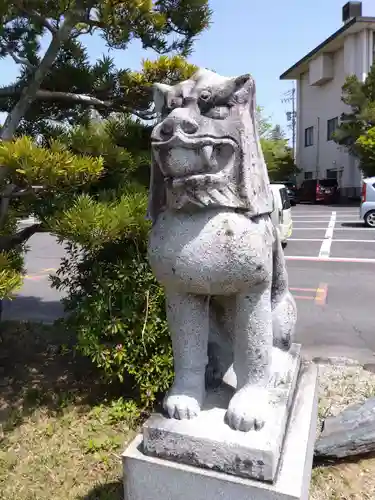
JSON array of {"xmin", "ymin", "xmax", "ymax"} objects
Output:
[
  {"xmin": 294, "ymin": 220, "xmax": 332, "ymax": 223},
  {"xmin": 286, "ymin": 255, "xmax": 375, "ymax": 264},
  {"xmin": 293, "ymin": 218, "xmax": 361, "ymax": 224},
  {"xmin": 294, "ymin": 214, "xmax": 357, "ymax": 218},
  {"xmin": 318, "ymin": 211, "xmax": 336, "ymax": 258},
  {"xmin": 289, "ymin": 238, "xmax": 375, "ymax": 243},
  {"xmin": 293, "ymin": 220, "xmax": 357, "ymax": 223},
  {"xmin": 293, "ymin": 227, "xmax": 369, "ymax": 230},
  {"xmin": 294, "ymin": 210, "xmax": 358, "ymax": 213}
]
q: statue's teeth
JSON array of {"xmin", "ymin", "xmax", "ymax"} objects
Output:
[{"xmin": 201, "ymin": 145, "xmax": 213, "ymax": 165}]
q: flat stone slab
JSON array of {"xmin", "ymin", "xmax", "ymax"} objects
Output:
[
  {"xmin": 123, "ymin": 362, "xmax": 318, "ymax": 500},
  {"xmin": 142, "ymin": 344, "xmax": 301, "ymax": 483},
  {"xmin": 315, "ymin": 396, "xmax": 375, "ymax": 458}
]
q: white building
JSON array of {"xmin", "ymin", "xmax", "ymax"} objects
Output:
[{"xmin": 280, "ymin": 2, "xmax": 375, "ymax": 198}]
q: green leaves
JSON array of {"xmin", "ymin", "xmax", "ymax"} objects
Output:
[
  {"xmin": 355, "ymin": 127, "xmax": 375, "ymax": 177},
  {"xmin": 54, "ymin": 233, "xmax": 172, "ymax": 407},
  {"xmin": 0, "ymin": 0, "xmax": 209, "ymax": 392},
  {"xmin": 335, "ymin": 64, "xmax": 375, "ymax": 176},
  {"xmin": 0, "ymin": 252, "xmax": 23, "ymax": 299},
  {"xmin": 96, "ymin": 0, "xmax": 211, "ymax": 55},
  {"xmin": 49, "ymin": 191, "xmax": 150, "ymax": 249},
  {"xmin": 0, "ymin": 136, "xmax": 104, "ymax": 188},
  {"xmin": 117, "ymin": 55, "xmax": 198, "ymax": 119},
  {"xmin": 257, "ymin": 108, "xmax": 299, "ymax": 181},
  {"xmin": 262, "ymin": 137, "xmax": 298, "ymax": 181},
  {"xmin": 0, "ymin": 0, "xmax": 209, "ymax": 138},
  {"xmin": 41, "ymin": 114, "xmax": 173, "ymax": 408},
  {"xmin": 336, "ymin": 66, "xmax": 375, "ymax": 148}
]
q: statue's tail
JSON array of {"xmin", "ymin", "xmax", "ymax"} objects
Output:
[{"xmin": 271, "ymin": 227, "xmax": 297, "ymax": 351}]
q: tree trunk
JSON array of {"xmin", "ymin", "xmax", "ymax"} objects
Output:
[{"xmin": 0, "ymin": 17, "xmax": 75, "ymax": 142}]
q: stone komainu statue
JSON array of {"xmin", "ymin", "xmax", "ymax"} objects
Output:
[{"xmin": 147, "ymin": 69, "xmax": 297, "ymax": 432}]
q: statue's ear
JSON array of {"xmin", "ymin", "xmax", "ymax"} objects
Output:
[
  {"xmin": 152, "ymin": 83, "xmax": 172, "ymax": 114},
  {"xmin": 231, "ymin": 74, "xmax": 254, "ymax": 104}
]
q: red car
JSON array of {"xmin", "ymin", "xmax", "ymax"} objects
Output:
[{"xmin": 298, "ymin": 179, "xmax": 340, "ymax": 204}]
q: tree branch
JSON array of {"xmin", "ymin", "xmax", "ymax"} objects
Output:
[
  {"xmin": 0, "ymin": 87, "xmax": 157, "ymax": 120},
  {"xmin": 14, "ymin": 2, "xmax": 57, "ymax": 34},
  {"xmin": 7, "ymin": 49, "xmax": 36, "ymax": 71},
  {"xmin": 0, "ymin": 184, "xmax": 44, "ymax": 230},
  {"xmin": 0, "ymin": 184, "xmax": 17, "ymax": 229},
  {"xmin": 0, "ymin": 11, "xmax": 81, "ymax": 143},
  {"xmin": 0, "ymin": 223, "xmax": 45, "ymax": 252}
]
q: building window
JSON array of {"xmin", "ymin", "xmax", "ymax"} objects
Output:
[
  {"xmin": 304, "ymin": 172, "xmax": 313, "ymax": 180},
  {"xmin": 304, "ymin": 126, "xmax": 314, "ymax": 147},
  {"xmin": 327, "ymin": 117, "xmax": 339, "ymax": 141},
  {"xmin": 326, "ymin": 169, "xmax": 338, "ymax": 179}
]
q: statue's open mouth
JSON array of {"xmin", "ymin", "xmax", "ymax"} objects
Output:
[{"xmin": 152, "ymin": 134, "xmax": 238, "ymax": 179}]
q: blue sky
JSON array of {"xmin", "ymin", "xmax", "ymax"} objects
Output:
[{"xmin": 1, "ymin": 0, "xmax": 375, "ymax": 139}]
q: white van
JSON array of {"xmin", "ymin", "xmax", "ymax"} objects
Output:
[{"xmin": 270, "ymin": 184, "xmax": 293, "ymax": 248}]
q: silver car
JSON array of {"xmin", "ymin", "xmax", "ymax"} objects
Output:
[{"xmin": 360, "ymin": 176, "xmax": 375, "ymax": 227}]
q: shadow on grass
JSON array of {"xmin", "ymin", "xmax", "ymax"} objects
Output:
[
  {"xmin": 2, "ymin": 295, "xmax": 64, "ymax": 323},
  {"xmin": 78, "ymin": 480, "xmax": 124, "ymax": 500},
  {"xmin": 0, "ymin": 301, "xmax": 131, "ymax": 429},
  {"xmin": 313, "ymin": 450, "xmax": 375, "ymax": 468}
]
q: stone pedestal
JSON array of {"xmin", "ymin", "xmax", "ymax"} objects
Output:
[
  {"xmin": 143, "ymin": 344, "xmax": 301, "ymax": 482},
  {"xmin": 122, "ymin": 361, "xmax": 318, "ymax": 500}
]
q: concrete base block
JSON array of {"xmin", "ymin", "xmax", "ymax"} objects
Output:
[
  {"xmin": 122, "ymin": 362, "xmax": 318, "ymax": 500},
  {"xmin": 142, "ymin": 344, "xmax": 301, "ymax": 482}
]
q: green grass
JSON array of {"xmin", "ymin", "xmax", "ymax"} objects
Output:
[
  {"xmin": 310, "ymin": 459, "xmax": 375, "ymax": 500},
  {"xmin": 0, "ymin": 321, "xmax": 137, "ymax": 499},
  {"xmin": 1, "ymin": 321, "xmax": 375, "ymax": 499}
]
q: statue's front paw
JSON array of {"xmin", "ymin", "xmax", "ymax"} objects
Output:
[
  {"xmin": 226, "ymin": 387, "xmax": 269, "ymax": 432},
  {"xmin": 163, "ymin": 393, "xmax": 202, "ymax": 420}
]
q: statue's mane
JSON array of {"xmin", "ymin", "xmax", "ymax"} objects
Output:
[{"xmin": 147, "ymin": 69, "xmax": 272, "ymax": 223}]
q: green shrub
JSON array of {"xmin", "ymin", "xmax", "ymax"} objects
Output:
[
  {"xmin": 52, "ymin": 191, "xmax": 173, "ymax": 408},
  {"xmin": 0, "ymin": 209, "xmax": 25, "ymax": 301}
]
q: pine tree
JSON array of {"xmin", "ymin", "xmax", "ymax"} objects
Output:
[
  {"xmin": 47, "ymin": 116, "xmax": 174, "ymax": 405},
  {"xmin": 0, "ymin": 0, "xmax": 210, "ymax": 302},
  {"xmin": 0, "ymin": 0, "xmax": 211, "ymax": 139},
  {"xmin": 335, "ymin": 64, "xmax": 375, "ymax": 176}
]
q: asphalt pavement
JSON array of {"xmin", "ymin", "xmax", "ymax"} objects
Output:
[
  {"xmin": 3, "ymin": 229, "xmax": 65, "ymax": 323},
  {"xmin": 3, "ymin": 206, "xmax": 375, "ymax": 363},
  {"xmin": 284, "ymin": 204, "xmax": 375, "ymax": 363}
]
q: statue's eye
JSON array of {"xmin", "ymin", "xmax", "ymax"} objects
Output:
[{"xmin": 199, "ymin": 90, "xmax": 211, "ymax": 101}]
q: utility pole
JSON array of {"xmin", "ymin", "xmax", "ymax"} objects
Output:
[{"xmin": 282, "ymin": 86, "xmax": 296, "ymax": 160}]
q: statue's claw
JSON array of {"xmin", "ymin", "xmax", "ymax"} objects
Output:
[
  {"xmin": 163, "ymin": 393, "xmax": 202, "ymax": 420},
  {"xmin": 226, "ymin": 386, "xmax": 269, "ymax": 432}
]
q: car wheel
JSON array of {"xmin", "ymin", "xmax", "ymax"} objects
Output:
[{"xmin": 364, "ymin": 210, "xmax": 375, "ymax": 228}]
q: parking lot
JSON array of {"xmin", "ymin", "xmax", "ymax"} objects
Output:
[
  {"xmin": 286, "ymin": 204, "xmax": 375, "ymax": 362},
  {"xmin": 287, "ymin": 204, "xmax": 375, "ymax": 262},
  {"xmin": 3, "ymin": 204, "xmax": 375, "ymax": 363}
]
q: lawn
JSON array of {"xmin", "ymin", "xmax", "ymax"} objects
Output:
[
  {"xmin": 1, "ymin": 321, "xmax": 375, "ymax": 499},
  {"xmin": 310, "ymin": 458, "xmax": 375, "ymax": 500},
  {"xmin": 0, "ymin": 321, "xmax": 137, "ymax": 500}
]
